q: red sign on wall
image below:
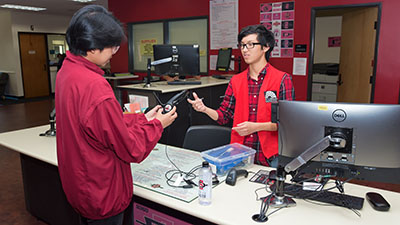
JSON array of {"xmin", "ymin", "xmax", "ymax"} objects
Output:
[{"xmin": 328, "ymin": 36, "xmax": 341, "ymax": 47}]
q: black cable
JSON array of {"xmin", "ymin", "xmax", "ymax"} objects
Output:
[
  {"xmin": 257, "ymin": 190, "xmax": 274, "ymax": 221},
  {"xmin": 264, "ymin": 204, "xmax": 286, "ymax": 218},
  {"xmin": 164, "ymin": 165, "xmax": 202, "ymax": 189},
  {"xmin": 254, "ymin": 185, "xmax": 271, "ymax": 201},
  {"xmin": 247, "ymin": 170, "xmax": 257, "ymax": 175},
  {"xmin": 286, "ymin": 175, "xmax": 362, "ymax": 217},
  {"xmin": 164, "ymin": 144, "xmax": 181, "ymax": 172},
  {"xmin": 163, "ymin": 145, "xmax": 203, "ymax": 189}
]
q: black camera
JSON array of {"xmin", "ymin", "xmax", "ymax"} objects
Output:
[{"xmin": 153, "ymin": 90, "xmax": 189, "ymax": 114}]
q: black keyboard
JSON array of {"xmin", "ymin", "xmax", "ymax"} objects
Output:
[
  {"xmin": 167, "ymin": 80, "xmax": 201, "ymax": 85},
  {"xmin": 212, "ymin": 74, "xmax": 227, "ymax": 79},
  {"xmin": 282, "ymin": 183, "xmax": 364, "ymax": 210}
]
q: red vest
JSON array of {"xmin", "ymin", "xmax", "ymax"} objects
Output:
[{"xmin": 230, "ymin": 65, "xmax": 285, "ymax": 158}]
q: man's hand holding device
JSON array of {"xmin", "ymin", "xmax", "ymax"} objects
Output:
[
  {"xmin": 144, "ymin": 105, "xmax": 163, "ymax": 121},
  {"xmin": 155, "ymin": 106, "xmax": 177, "ymax": 128}
]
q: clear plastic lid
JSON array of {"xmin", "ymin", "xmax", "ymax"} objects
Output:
[{"xmin": 200, "ymin": 143, "xmax": 256, "ymax": 164}]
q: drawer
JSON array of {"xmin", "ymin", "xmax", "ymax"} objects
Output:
[
  {"xmin": 312, "ymin": 83, "xmax": 337, "ymax": 94},
  {"xmin": 312, "ymin": 93, "xmax": 337, "ymax": 102},
  {"xmin": 313, "ymin": 73, "xmax": 338, "ymax": 83}
]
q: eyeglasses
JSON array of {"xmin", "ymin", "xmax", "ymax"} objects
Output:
[
  {"xmin": 237, "ymin": 42, "xmax": 262, "ymax": 50},
  {"xmin": 112, "ymin": 46, "xmax": 120, "ymax": 54}
]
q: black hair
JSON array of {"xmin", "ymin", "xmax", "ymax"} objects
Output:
[
  {"xmin": 66, "ymin": 5, "xmax": 126, "ymax": 56},
  {"xmin": 238, "ymin": 24, "xmax": 274, "ymax": 61}
]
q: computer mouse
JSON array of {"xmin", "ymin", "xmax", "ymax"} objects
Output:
[
  {"xmin": 225, "ymin": 168, "xmax": 248, "ymax": 186},
  {"xmin": 366, "ymin": 192, "xmax": 390, "ymax": 211}
]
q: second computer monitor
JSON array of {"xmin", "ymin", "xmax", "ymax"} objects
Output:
[
  {"xmin": 153, "ymin": 44, "xmax": 200, "ymax": 77},
  {"xmin": 278, "ymin": 100, "xmax": 400, "ymax": 184}
]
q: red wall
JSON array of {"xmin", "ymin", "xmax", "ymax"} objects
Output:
[{"xmin": 109, "ymin": 0, "xmax": 400, "ymax": 103}]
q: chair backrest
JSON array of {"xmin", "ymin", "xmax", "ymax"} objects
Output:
[{"xmin": 182, "ymin": 125, "xmax": 232, "ymax": 152}]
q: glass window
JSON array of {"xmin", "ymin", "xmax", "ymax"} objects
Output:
[
  {"xmin": 169, "ymin": 19, "xmax": 208, "ymax": 73},
  {"xmin": 131, "ymin": 22, "xmax": 163, "ymax": 71}
]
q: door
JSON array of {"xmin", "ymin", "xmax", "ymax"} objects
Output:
[
  {"xmin": 19, "ymin": 33, "xmax": 50, "ymax": 98},
  {"xmin": 336, "ymin": 7, "xmax": 377, "ymax": 103}
]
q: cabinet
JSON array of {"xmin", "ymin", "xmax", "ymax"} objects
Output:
[{"xmin": 311, "ymin": 73, "xmax": 338, "ymax": 102}]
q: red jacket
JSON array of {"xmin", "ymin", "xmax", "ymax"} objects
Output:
[
  {"xmin": 230, "ymin": 65, "xmax": 285, "ymax": 158},
  {"xmin": 55, "ymin": 52, "xmax": 163, "ymax": 219}
]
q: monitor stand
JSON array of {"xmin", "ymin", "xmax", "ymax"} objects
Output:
[
  {"xmin": 268, "ymin": 135, "xmax": 332, "ymax": 208},
  {"xmin": 144, "ymin": 58, "xmax": 155, "ymax": 88},
  {"xmin": 252, "ymin": 166, "xmax": 295, "ymax": 222},
  {"xmin": 268, "ymin": 166, "xmax": 296, "ymax": 208}
]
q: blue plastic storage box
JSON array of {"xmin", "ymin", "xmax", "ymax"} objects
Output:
[{"xmin": 200, "ymin": 143, "xmax": 256, "ymax": 175}]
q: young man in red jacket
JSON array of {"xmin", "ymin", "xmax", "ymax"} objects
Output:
[
  {"xmin": 56, "ymin": 5, "xmax": 177, "ymax": 225},
  {"xmin": 188, "ymin": 24, "xmax": 294, "ymax": 167}
]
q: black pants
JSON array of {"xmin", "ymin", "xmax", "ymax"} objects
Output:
[{"xmin": 80, "ymin": 198, "xmax": 134, "ymax": 225}]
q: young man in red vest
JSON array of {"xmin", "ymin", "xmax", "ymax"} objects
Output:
[{"xmin": 188, "ymin": 24, "xmax": 294, "ymax": 167}]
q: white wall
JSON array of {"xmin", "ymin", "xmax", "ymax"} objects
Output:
[
  {"xmin": 0, "ymin": 11, "xmax": 71, "ymax": 97},
  {"xmin": 314, "ymin": 16, "xmax": 342, "ymax": 64}
]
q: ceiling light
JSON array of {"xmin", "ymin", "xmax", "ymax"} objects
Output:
[
  {"xmin": 72, "ymin": 0, "xmax": 97, "ymax": 3},
  {"xmin": 0, "ymin": 4, "xmax": 46, "ymax": 11}
]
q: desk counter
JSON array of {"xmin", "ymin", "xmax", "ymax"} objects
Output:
[
  {"xmin": 104, "ymin": 74, "xmax": 139, "ymax": 80},
  {"xmin": 118, "ymin": 76, "xmax": 230, "ymax": 94},
  {"xmin": 0, "ymin": 125, "xmax": 57, "ymax": 165},
  {"xmin": 1, "ymin": 125, "xmax": 400, "ymax": 225},
  {"xmin": 134, "ymin": 163, "xmax": 400, "ymax": 225}
]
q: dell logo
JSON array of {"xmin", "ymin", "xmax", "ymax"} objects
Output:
[
  {"xmin": 332, "ymin": 109, "xmax": 346, "ymax": 122},
  {"xmin": 172, "ymin": 46, "xmax": 178, "ymax": 54}
]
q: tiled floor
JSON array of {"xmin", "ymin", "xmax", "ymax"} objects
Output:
[{"xmin": 0, "ymin": 98, "xmax": 54, "ymax": 225}]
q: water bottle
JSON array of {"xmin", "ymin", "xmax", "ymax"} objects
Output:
[{"xmin": 198, "ymin": 161, "xmax": 212, "ymax": 205}]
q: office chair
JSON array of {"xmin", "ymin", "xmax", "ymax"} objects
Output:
[{"xmin": 182, "ymin": 125, "xmax": 232, "ymax": 152}]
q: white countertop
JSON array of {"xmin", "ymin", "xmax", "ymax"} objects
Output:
[
  {"xmin": 0, "ymin": 70, "xmax": 15, "ymax": 73},
  {"xmin": 134, "ymin": 162, "xmax": 400, "ymax": 225},
  {"xmin": 118, "ymin": 76, "xmax": 230, "ymax": 93},
  {"xmin": 104, "ymin": 74, "xmax": 139, "ymax": 80},
  {"xmin": 1, "ymin": 125, "xmax": 399, "ymax": 225},
  {"xmin": 0, "ymin": 125, "xmax": 57, "ymax": 165}
]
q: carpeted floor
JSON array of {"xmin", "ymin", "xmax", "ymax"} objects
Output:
[{"xmin": 0, "ymin": 96, "xmax": 54, "ymax": 106}]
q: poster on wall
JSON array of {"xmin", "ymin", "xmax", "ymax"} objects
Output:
[
  {"xmin": 140, "ymin": 39, "xmax": 157, "ymax": 56},
  {"xmin": 210, "ymin": 0, "xmax": 239, "ymax": 49},
  {"xmin": 260, "ymin": 1, "xmax": 295, "ymax": 58}
]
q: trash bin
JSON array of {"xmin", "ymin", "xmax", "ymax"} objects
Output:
[{"xmin": 0, "ymin": 72, "xmax": 9, "ymax": 99}]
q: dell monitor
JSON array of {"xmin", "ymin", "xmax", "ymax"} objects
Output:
[
  {"xmin": 277, "ymin": 100, "xmax": 400, "ymax": 184},
  {"xmin": 216, "ymin": 48, "xmax": 232, "ymax": 72},
  {"xmin": 153, "ymin": 44, "xmax": 200, "ymax": 84}
]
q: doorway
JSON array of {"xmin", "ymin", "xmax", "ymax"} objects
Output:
[
  {"xmin": 19, "ymin": 33, "xmax": 50, "ymax": 98},
  {"xmin": 47, "ymin": 34, "xmax": 67, "ymax": 93},
  {"xmin": 308, "ymin": 3, "xmax": 381, "ymax": 103}
]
